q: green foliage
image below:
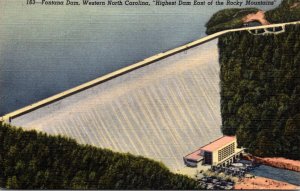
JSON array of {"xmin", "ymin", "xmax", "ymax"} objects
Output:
[
  {"xmin": 265, "ymin": 0, "xmax": 300, "ymax": 23},
  {"xmin": 206, "ymin": 0, "xmax": 300, "ymax": 35},
  {"xmin": 0, "ymin": 122, "xmax": 200, "ymax": 189},
  {"xmin": 205, "ymin": 8, "xmax": 259, "ymax": 34},
  {"xmin": 219, "ymin": 24, "xmax": 300, "ymax": 159}
]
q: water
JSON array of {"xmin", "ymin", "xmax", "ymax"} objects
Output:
[
  {"xmin": 0, "ymin": 0, "xmax": 281, "ymax": 115},
  {"xmin": 251, "ymin": 165, "xmax": 300, "ymax": 186}
]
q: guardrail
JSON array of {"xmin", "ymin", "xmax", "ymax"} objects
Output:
[{"xmin": 1, "ymin": 21, "xmax": 299, "ymax": 123}]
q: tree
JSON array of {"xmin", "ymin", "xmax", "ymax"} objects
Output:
[
  {"xmin": 219, "ymin": 24, "xmax": 300, "ymax": 159},
  {"xmin": 0, "ymin": 123, "xmax": 200, "ymax": 189},
  {"xmin": 6, "ymin": 176, "xmax": 18, "ymax": 189}
]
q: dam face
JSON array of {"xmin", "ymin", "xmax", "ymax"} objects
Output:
[{"xmin": 10, "ymin": 39, "xmax": 222, "ymax": 170}]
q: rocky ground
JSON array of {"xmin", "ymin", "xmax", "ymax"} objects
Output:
[
  {"xmin": 244, "ymin": 155, "xmax": 300, "ymax": 172},
  {"xmin": 242, "ymin": 10, "xmax": 270, "ymax": 25},
  {"xmin": 234, "ymin": 176, "xmax": 299, "ymax": 190}
]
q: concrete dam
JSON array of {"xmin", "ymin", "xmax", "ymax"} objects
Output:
[
  {"xmin": 3, "ymin": 22, "xmax": 298, "ymax": 171},
  {"xmin": 5, "ymin": 38, "xmax": 222, "ymax": 171}
]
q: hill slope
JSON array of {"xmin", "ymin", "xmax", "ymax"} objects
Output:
[
  {"xmin": 219, "ymin": 24, "xmax": 300, "ymax": 159},
  {"xmin": 265, "ymin": 0, "xmax": 300, "ymax": 23},
  {"xmin": 205, "ymin": 8, "xmax": 259, "ymax": 34},
  {"xmin": 0, "ymin": 122, "xmax": 200, "ymax": 189},
  {"xmin": 206, "ymin": 0, "xmax": 300, "ymax": 34}
]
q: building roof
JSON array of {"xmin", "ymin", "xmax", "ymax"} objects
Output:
[
  {"xmin": 184, "ymin": 136, "xmax": 236, "ymax": 161},
  {"xmin": 201, "ymin": 136, "xmax": 236, "ymax": 152},
  {"xmin": 184, "ymin": 148, "xmax": 203, "ymax": 161}
]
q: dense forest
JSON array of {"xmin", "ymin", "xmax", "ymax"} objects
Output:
[
  {"xmin": 206, "ymin": 0, "xmax": 300, "ymax": 35},
  {"xmin": 219, "ymin": 24, "xmax": 300, "ymax": 159},
  {"xmin": 0, "ymin": 123, "xmax": 200, "ymax": 189},
  {"xmin": 265, "ymin": 0, "xmax": 300, "ymax": 23}
]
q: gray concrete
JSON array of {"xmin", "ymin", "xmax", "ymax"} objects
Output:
[{"xmin": 11, "ymin": 39, "xmax": 222, "ymax": 171}]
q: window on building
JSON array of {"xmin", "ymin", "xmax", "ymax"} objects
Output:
[{"xmin": 217, "ymin": 143, "xmax": 235, "ymax": 162}]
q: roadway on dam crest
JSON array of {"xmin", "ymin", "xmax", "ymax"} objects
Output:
[{"xmin": 2, "ymin": 21, "xmax": 299, "ymax": 123}]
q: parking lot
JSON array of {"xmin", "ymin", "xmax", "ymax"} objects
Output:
[
  {"xmin": 212, "ymin": 160, "xmax": 257, "ymax": 177},
  {"xmin": 197, "ymin": 176, "xmax": 235, "ymax": 190},
  {"xmin": 196, "ymin": 160, "xmax": 258, "ymax": 189}
]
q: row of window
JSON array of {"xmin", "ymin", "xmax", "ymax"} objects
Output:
[{"xmin": 218, "ymin": 143, "xmax": 235, "ymax": 162}]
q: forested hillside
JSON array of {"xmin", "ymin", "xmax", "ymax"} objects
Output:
[
  {"xmin": 206, "ymin": 0, "xmax": 300, "ymax": 35},
  {"xmin": 0, "ymin": 123, "xmax": 200, "ymax": 189},
  {"xmin": 219, "ymin": 24, "xmax": 300, "ymax": 159},
  {"xmin": 205, "ymin": 8, "xmax": 258, "ymax": 34},
  {"xmin": 265, "ymin": 0, "xmax": 300, "ymax": 23}
]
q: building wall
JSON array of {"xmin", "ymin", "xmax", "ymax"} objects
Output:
[
  {"xmin": 212, "ymin": 138, "xmax": 238, "ymax": 165},
  {"xmin": 204, "ymin": 151, "xmax": 213, "ymax": 165}
]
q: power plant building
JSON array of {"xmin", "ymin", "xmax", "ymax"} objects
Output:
[{"xmin": 184, "ymin": 136, "xmax": 244, "ymax": 167}]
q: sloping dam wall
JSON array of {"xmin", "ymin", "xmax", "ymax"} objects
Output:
[{"xmin": 7, "ymin": 39, "xmax": 222, "ymax": 171}]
